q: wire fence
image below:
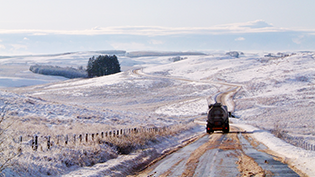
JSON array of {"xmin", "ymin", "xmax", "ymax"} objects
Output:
[
  {"xmin": 16, "ymin": 126, "xmax": 169, "ymax": 151},
  {"xmin": 281, "ymin": 132, "xmax": 315, "ymax": 151}
]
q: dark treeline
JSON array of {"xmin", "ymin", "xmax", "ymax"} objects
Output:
[{"xmin": 29, "ymin": 65, "xmax": 88, "ymax": 79}]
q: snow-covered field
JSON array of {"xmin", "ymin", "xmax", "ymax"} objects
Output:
[{"xmin": 1, "ymin": 50, "xmax": 315, "ymax": 176}]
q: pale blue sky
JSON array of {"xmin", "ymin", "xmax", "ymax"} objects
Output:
[
  {"xmin": 1, "ymin": 0, "xmax": 315, "ymax": 54},
  {"xmin": 1, "ymin": 0, "xmax": 314, "ymax": 30}
]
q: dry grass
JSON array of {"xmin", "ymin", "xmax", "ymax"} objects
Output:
[
  {"xmin": 271, "ymin": 120, "xmax": 288, "ymax": 139},
  {"xmin": 3, "ymin": 117, "xmax": 196, "ymax": 176},
  {"xmin": 104, "ymin": 123, "xmax": 195, "ymax": 154},
  {"xmin": 0, "ymin": 105, "xmax": 21, "ymax": 174},
  {"xmin": 9, "ymin": 115, "xmax": 116, "ymax": 137}
]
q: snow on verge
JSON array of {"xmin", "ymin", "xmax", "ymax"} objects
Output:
[
  {"xmin": 155, "ymin": 98, "xmax": 208, "ymax": 116},
  {"xmin": 234, "ymin": 124, "xmax": 315, "ymax": 177},
  {"xmin": 62, "ymin": 125, "xmax": 204, "ymax": 177}
]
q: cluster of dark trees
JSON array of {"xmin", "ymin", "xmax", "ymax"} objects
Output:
[
  {"xmin": 86, "ymin": 55, "xmax": 121, "ymax": 78},
  {"xmin": 226, "ymin": 51, "xmax": 244, "ymax": 58},
  {"xmin": 168, "ymin": 56, "xmax": 187, "ymax": 62},
  {"xmin": 29, "ymin": 55, "xmax": 121, "ymax": 79}
]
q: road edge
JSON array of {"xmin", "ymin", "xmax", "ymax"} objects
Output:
[{"xmin": 233, "ymin": 124, "xmax": 313, "ymax": 177}]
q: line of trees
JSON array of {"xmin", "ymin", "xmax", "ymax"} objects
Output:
[
  {"xmin": 86, "ymin": 55, "xmax": 121, "ymax": 78},
  {"xmin": 29, "ymin": 65, "xmax": 88, "ymax": 79},
  {"xmin": 29, "ymin": 55, "xmax": 121, "ymax": 79}
]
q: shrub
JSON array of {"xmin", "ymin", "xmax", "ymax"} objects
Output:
[
  {"xmin": 169, "ymin": 56, "xmax": 187, "ymax": 62},
  {"xmin": 271, "ymin": 120, "xmax": 287, "ymax": 139},
  {"xmin": 226, "ymin": 51, "xmax": 241, "ymax": 58}
]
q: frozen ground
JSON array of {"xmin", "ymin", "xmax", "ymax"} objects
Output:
[{"xmin": 0, "ymin": 50, "xmax": 315, "ymax": 176}]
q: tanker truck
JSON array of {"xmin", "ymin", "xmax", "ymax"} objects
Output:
[{"xmin": 206, "ymin": 102, "xmax": 230, "ymax": 133}]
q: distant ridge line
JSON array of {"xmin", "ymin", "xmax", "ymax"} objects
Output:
[{"xmin": 126, "ymin": 51, "xmax": 206, "ymax": 58}]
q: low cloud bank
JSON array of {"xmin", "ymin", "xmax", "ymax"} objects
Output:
[{"xmin": 0, "ymin": 20, "xmax": 314, "ymax": 54}]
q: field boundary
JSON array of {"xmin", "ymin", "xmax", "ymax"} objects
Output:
[{"xmin": 15, "ymin": 125, "xmax": 173, "ymax": 151}]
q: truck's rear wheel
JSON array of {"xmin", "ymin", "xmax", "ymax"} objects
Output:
[{"xmin": 223, "ymin": 124, "xmax": 230, "ymax": 133}]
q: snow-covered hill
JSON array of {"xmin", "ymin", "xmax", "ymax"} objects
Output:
[{"xmin": 1, "ymin": 51, "xmax": 315, "ymax": 176}]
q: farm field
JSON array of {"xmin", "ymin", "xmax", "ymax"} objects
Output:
[{"xmin": 0, "ymin": 51, "xmax": 315, "ymax": 176}]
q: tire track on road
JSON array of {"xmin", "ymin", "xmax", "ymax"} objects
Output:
[{"xmin": 135, "ymin": 126, "xmax": 299, "ymax": 177}]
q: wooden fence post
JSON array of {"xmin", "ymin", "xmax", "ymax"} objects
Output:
[
  {"xmin": 86, "ymin": 133, "xmax": 88, "ymax": 142},
  {"xmin": 17, "ymin": 136, "xmax": 22, "ymax": 153},
  {"xmin": 65, "ymin": 135, "xmax": 68, "ymax": 145},
  {"xmin": 56, "ymin": 135, "xmax": 60, "ymax": 145},
  {"xmin": 47, "ymin": 136, "xmax": 51, "ymax": 150},
  {"xmin": 79, "ymin": 134, "xmax": 82, "ymax": 143},
  {"xmin": 73, "ymin": 134, "xmax": 76, "ymax": 145},
  {"xmin": 32, "ymin": 135, "xmax": 38, "ymax": 151}
]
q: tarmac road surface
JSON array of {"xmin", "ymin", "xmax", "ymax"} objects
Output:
[{"xmin": 135, "ymin": 126, "xmax": 300, "ymax": 177}]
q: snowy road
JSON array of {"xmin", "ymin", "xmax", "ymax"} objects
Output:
[
  {"xmin": 133, "ymin": 68, "xmax": 241, "ymax": 111},
  {"xmin": 132, "ymin": 69, "xmax": 299, "ymax": 176},
  {"xmin": 215, "ymin": 86, "xmax": 241, "ymax": 113},
  {"xmin": 135, "ymin": 126, "xmax": 299, "ymax": 177}
]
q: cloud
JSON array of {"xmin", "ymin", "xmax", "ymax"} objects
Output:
[
  {"xmin": 0, "ymin": 20, "xmax": 286, "ymax": 36},
  {"xmin": 92, "ymin": 26, "xmax": 101, "ymax": 30},
  {"xmin": 240, "ymin": 20, "xmax": 273, "ymax": 29},
  {"xmin": 23, "ymin": 37, "xmax": 29, "ymax": 40},
  {"xmin": 235, "ymin": 37, "xmax": 245, "ymax": 41},
  {"xmin": 32, "ymin": 33, "xmax": 47, "ymax": 36},
  {"xmin": 0, "ymin": 19, "xmax": 313, "ymax": 39}
]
